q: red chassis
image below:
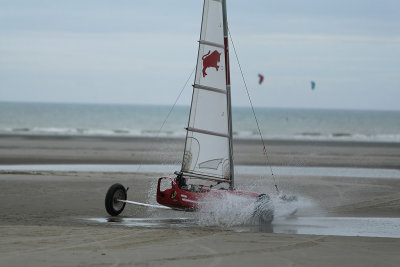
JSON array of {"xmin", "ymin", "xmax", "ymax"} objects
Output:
[
  {"xmin": 105, "ymin": 176, "xmax": 277, "ymax": 224},
  {"xmin": 156, "ymin": 176, "xmax": 260, "ymax": 211}
]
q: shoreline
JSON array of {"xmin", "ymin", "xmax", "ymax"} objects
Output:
[
  {"xmin": 1, "ymin": 134, "xmax": 399, "ymax": 169},
  {"xmin": 2, "ymin": 165, "xmax": 400, "ymax": 181},
  {"xmin": 1, "ymin": 133, "xmax": 400, "ymax": 144}
]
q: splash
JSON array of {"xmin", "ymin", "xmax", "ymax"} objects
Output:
[
  {"xmin": 195, "ymin": 191, "xmax": 320, "ymax": 227},
  {"xmin": 196, "ymin": 193, "xmax": 255, "ymax": 227},
  {"xmin": 146, "ymin": 178, "xmax": 158, "ymax": 206},
  {"xmin": 142, "ymin": 175, "xmax": 322, "ymax": 227},
  {"xmin": 195, "ymin": 192, "xmax": 274, "ymax": 227},
  {"xmin": 274, "ymin": 193, "xmax": 324, "ymax": 219}
]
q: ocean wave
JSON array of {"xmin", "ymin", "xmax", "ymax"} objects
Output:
[
  {"xmin": 12, "ymin": 128, "xmax": 30, "ymax": 132},
  {"xmin": 298, "ymin": 132, "xmax": 322, "ymax": 137},
  {"xmin": 2, "ymin": 103, "xmax": 399, "ymax": 143}
]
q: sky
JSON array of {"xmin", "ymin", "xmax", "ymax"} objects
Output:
[{"xmin": 0, "ymin": 0, "xmax": 399, "ymax": 110}]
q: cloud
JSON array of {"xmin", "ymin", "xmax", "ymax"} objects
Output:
[
  {"xmin": 0, "ymin": 31, "xmax": 197, "ymax": 73},
  {"xmin": 1, "ymin": 0, "xmax": 399, "ymax": 109}
]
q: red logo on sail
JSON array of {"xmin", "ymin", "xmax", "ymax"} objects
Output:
[{"xmin": 202, "ymin": 50, "xmax": 221, "ymax": 77}]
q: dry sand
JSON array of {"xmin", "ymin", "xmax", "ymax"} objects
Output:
[{"xmin": 1, "ymin": 135, "xmax": 400, "ymax": 266}]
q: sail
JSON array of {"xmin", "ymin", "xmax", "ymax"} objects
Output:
[{"xmin": 181, "ymin": 0, "xmax": 232, "ymax": 182}]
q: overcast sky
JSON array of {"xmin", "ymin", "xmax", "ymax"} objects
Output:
[{"xmin": 1, "ymin": 0, "xmax": 399, "ymax": 110}]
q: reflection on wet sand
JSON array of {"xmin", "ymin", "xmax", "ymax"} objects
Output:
[{"xmin": 87, "ymin": 216, "xmax": 400, "ymax": 238}]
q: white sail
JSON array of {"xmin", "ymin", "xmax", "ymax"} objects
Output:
[{"xmin": 181, "ymin": 0, "xmax": 232, "ymax": 183}]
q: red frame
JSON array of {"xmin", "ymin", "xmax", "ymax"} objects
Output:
[{"xmin": 156, "ymin": 177, "xmax": 259, "ymax": 211}]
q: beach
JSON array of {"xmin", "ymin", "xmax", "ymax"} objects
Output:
[
  {"xmin": 1, "ymin": 135, "xmax": 400, "ymax": 168},
  {"xmin": 1, "ymin": 135, "xmax": 400, "ymax": 266}
]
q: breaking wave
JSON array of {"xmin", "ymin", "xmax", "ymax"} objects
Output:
[
  {"xmin": 1, "ymin": 127, "xmax": 399, "ymax": 142},
  {"xmin": 1, "ymin": 102, "xmax": 399, "ymax": 142}
]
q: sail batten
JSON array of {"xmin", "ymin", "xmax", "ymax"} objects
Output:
[
  {"xmin": 186, "ymin": 127, "xmax": 229, "ymax": 138},
  {"xmin": 198, "ymin": 40, "xmax": 224, "ymax": 48},
  {"xmin": 193, "ymin": 84, "xmax": 226, "ymax": 94},
  {"xmin": 181, "ymin": 171, "xmax": 230, "ymax": 182}
]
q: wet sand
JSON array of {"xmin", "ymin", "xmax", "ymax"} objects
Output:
[
  {"xmin": 1, "ymin": 135, "xmax": 400, "ymax": 266},
  {"xmin": 1, "ymin": 135, "xmax": 400, "ymax": 169}
]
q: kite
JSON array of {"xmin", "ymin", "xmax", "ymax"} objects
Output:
[
  {"xmin": 258, "ymin": 74, "xmax": 264, "ymax": 85},
  {"xmin": 311, "ymin": 81, "xmax": 316, "ymax": 90}
]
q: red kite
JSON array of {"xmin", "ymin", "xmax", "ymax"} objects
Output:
[{"xmin": 258, "ymin": 74, "xmax": 264, "ymax": 84}]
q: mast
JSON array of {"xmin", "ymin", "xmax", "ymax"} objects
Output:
[{"xmin": 222, "ymin": 0, "xmax": 234, "ymax": 189}]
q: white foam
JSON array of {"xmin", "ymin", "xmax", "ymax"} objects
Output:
[{"xmin": 195, "ymin": 193, "xmax": 257, "ymax": 227}]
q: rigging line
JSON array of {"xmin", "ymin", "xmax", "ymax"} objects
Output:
[
  {"xmin": 157, "ymin": 67, "xmax": 196, "ymax": 136},
  {"xmin": 228, "ymin": 29, "xmax": 280, "ymax": 194},
  {"xmin": 135, "ymin": 67, "xmax": 195, "ymax": 173}
]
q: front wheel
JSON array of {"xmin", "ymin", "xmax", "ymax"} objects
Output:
[
  {"xmin": 105, "ymin": 183, "xmax": 127, "ymax": 216},
  {"xmin": 252, "ymin": 194, "xmax": 274, "ymax": 224}
]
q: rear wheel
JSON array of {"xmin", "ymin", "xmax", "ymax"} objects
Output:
[{"xmin": 105, "ymin": 183, "xmax": 127, "ymax": 216}]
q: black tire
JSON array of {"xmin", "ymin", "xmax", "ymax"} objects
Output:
[
  {"xmin": 105, "ymin": 183, "xmax": 127, "ymax": 216},
  {"xmin": 252, "ymin": 194, "xmax": 274, "ymax": 224}
]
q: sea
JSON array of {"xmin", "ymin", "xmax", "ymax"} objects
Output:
[{"xmin": 1, "ymin": 101, "xmax": 399, "ymax": 142}]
